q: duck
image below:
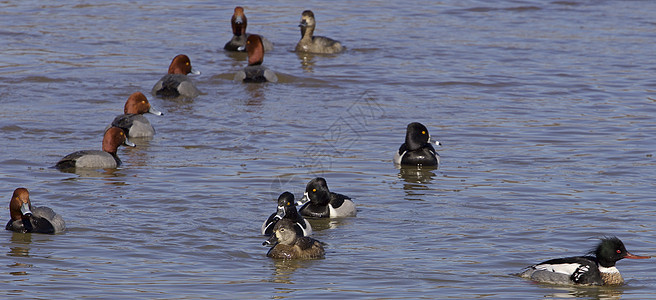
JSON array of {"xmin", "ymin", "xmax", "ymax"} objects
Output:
[
  {"xmin": 234, "ymin": 34, "xmax": 277, "ymax": 83},
  {"xmin": 6, "ymin": 188, "xmax": 66, "ymax": 234},
  {"xmin": 261, "ymin": 192, "xmax": 312, "ymax": 237},
  {"xmin": 298, "ymin": 177, "xmax": 356, "ymax": 218},
  {"xmin": 519, "ymin": 237, "xmax": 651, "ymax": 285},
  {"xmin": 151, "ymin": 54, "xmax": 201, "ymax": 99},
  {"xmin": 55, "ymin": 127, "xmax": 135, "ymax": 170},
  {"xmin": 295, "ymin": 10, "xmax": 343, "ymax": 54},
  {"xmin": 110, "ymin": 92, "xmax": 163, "ymax": 138},
  {"xmin": 393, "ymin": 122, "xmax": 441, "ymax": 167},
  {"xmin": 262, "ymin": 219, "xmax": 325, "ymax": 259},
  {"xmin": 223, "ymin": 6, "xmax": 273, "ymax": 52}
]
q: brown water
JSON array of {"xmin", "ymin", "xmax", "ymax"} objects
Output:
[{"xmin": 1, "ymin": 0, "xmax": 656, "ymax": 298}]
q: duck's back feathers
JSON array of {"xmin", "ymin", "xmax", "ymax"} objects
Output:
[
  {"xmin": 519, "ymin": 256, "xmax": 603, "ymax": 285},
  {"xmin": 235, "ymin": 66, "xmax": 277, "ymax": 83},
  {"xmin": 266, "ymin": 236, "xmax": 325, "ymax": 259},
  {"xmin": 153, "ymin": 74, "xmax": 191, "ymax": 98},
  {"xmin": 111, "ymin": 114, "xmax": 154, "ymax": 138},
  {"xmin": 56, "ymin": 150, "xmax": 120, "ymax": 170},
  {"xmin": 6, "ymin": 206, "xmax": 66, "ymax": 234}
]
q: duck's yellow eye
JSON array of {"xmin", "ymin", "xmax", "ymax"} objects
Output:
[
  {"xmin": 421, "ymin": 131, "xmax": 426, "ymax": 134},
  {"xmin": 286, "ymin": 202, "xmax": 290, "ymax": 206},
  {"xmin": 141, "ymin": 101, "xmax": 146, "ymax": 104},
  {"xmin": 186, "ymin": 62, "xmax": 189, "ymax": 66},
  {"xmin": 312, "ymin": 188, "xmax": 316, "ymax": 192},
  {"xmin": 120, "ymin": 132, "xmax": 124, "ymax": 135}
]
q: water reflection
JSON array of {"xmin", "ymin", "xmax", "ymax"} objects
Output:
[
  {"xmin": 58, "ymin": 167, "xmax": 123, "ymax": 178},
  {"xmin": 295, "ymin": 52, "xmax": 316, "ymax": 73},
  {"xmin": 223, "ymin": 50, "xmax": 247, "ymax": 65},
  {"xmin": 122, "ymin": 139, "xmax": 152, "ymax": 167},
  {"xmin": 7, "ymin": 232, "xmax": 32, "ymax": 276},
  {"xmin": 244, "ymin": 84, "xmax": 265, "ymax": 107},
  {"xmin": 305, "ymin": 217, "xmax": 347, "ymax": 231},
  {"xmin": 540, "ymin": 284, "xmax": 624, "ymax": 299},
  {"xmin": 8, "ymin": 232, "xmax": 32, "ymax": 257},
  {"xmin": 398, "ymin": 166, "xmax": 436, "ymax": 184},
  {"xmin": 269, "ymin": 259, "xmax": 303, "ymax": 285},
  {"xmin": 398, "ymin": 166, "xmax": 437, "ymax": 201}
]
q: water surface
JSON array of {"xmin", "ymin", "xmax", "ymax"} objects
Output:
[{"xmin": 1, "ymin": 0, "xmax": 655, "ymax": 299}]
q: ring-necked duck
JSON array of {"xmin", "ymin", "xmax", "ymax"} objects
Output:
[
  {"xmin": 394, "ymin": 122, "xmax": 441, "ymax": 167},
  {"xmin": 298, "ymin": 177, "xmax": 356, "ymax": 218},
  {"xmin": 261, "ymin": 192, "xmax": 312, "ymax": 236}
]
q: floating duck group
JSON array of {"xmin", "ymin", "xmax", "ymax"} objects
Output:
[{"xmin": 5, "ymin": 6, "xmax": 651, "ymax": 287}]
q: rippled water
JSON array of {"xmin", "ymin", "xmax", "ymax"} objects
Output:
[{"xmin": 1, "ymin": 0, "xmax": 656, "ymax": 298}]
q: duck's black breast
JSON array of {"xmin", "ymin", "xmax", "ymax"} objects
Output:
[
  {"xmin": 401, "ymin": 146, "xmax": 438, "ymax": 166},
  {"xmin": 299, "ymin": 202, "xmax": 330, "ymax": 218}
]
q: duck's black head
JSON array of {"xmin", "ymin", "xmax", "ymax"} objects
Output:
[
  {"xmin": 591, "ymin": 237, "xmax": 650, "ymax": 267},
  {"xmin": 405, "ymin": 122, "xmax": 431, "ymax": 151}
]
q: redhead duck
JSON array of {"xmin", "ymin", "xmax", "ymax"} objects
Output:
[
  {"xmin": 295, "ymin": 10, "xmax": 343, "ymax": 54},
  {"xmin": 261, "ymin": 192, "xmax": 312, "ymax": 237},
  {"xmin": 223, "ymin": 6, "xmax": 273, "ymax": 52},
  {"xmin": 110, "ymin": 92, "xmax": 163, "ymax": 138},
  {"xmin": 234, "ymin": 34, "xmax": 277, "ymax": 83},
  {"xmin": 6, "ymin": 188, "xmax": 66, "ymax": 234},
  {"xmin": 56, "ymin": 127, "xmax": 135, "ymax": 170},
  {"xmin": 394, "ymin": 122, "xmax": 441, "ymax": 167},
  {"xmin": 298, "ymin": 177, "xmax": 356, "ymax": 218},
  {"xmin": 152, "ymin": 54, "xmax": 201, "ymax": 99},
  {"xmin": 519, "ymin": 237, "xmax": 650, "ymax": 285},
  {"xmin": 263, "ymin": 219, "xmax": 325, "ymax": 259}
]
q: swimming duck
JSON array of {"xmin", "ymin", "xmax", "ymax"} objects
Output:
[
  {"xmin": 298, "ymin": 177, "xmax": 356, "ymax": 218},
  {"xmin": 152, "ymin": 54, "xmax": 201, "ymax": 99},
  {"xmin": 234, "ymin": 34, "xmax": 277, "ymax": 83},
  {"xmin": 393, "ymin": 122, "xmax": 441, "ymax": 167},
  {"xmin": 261, "ymin": 192, "xmax": 312, "ymax": 237},
  {"xmin": 223, "ymin": 6, "xmax": 273, "ymax": 52},
  {"xmin": 110, "ymin": 92, "xmax": 163, "ymax": 138},
  {"xmin": 56, "ymin": 127, "xmax": 135, "ymax": 170},
  {"xmin": 262, "ymin": 219, "xmax": 325, "ymax": 259},
  {"xmin": 6, "ymin": 188, "xmax": 66, "ymax": 234},
  {"xmin": 519, "ymin": 237, "xmax": 651, "ymax": 285},
  {"xmin": 295, "ymin": 10, "xmax": 343, "ymax": 54}
]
